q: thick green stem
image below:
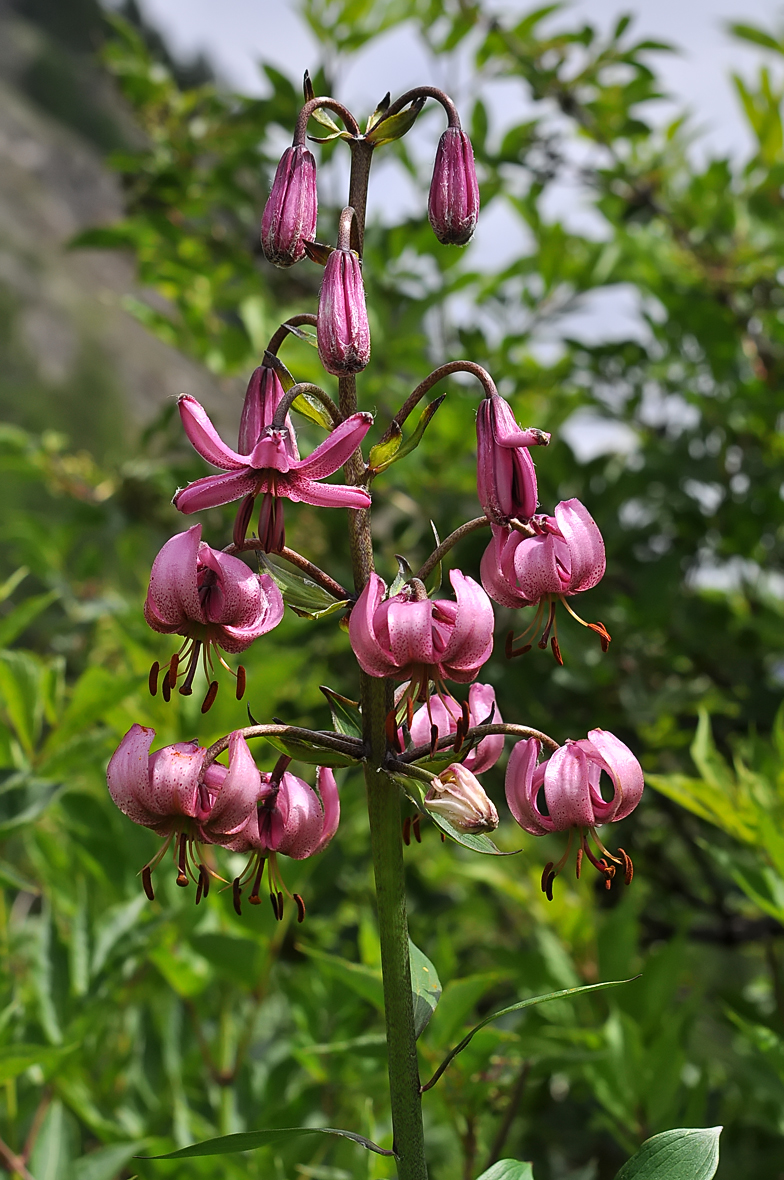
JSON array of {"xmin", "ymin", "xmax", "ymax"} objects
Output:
[{"xmin": 345, "ymin": 133, "xmax": 429, "ymax": 1178}]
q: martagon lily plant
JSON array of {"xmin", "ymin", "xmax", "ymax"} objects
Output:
[{"xmin": 108, "ymin": 75, "xmax": 655, "ymax": 1179}]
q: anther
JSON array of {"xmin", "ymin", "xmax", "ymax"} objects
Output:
[
  {"xmin": 201, "ymin": 680, "xmax": 219, "ymax": 713},
  {"xmin": 142, "ymin": 865, "xmax": 155, "ymax": 901},
  {"xmin": 195, "ymin": 876, "xmax": 203, "ymax": 905},
  {"xmin": 269, "ymin": 892, "xmax": 279, "ymax": 919},
  {"xmin": 232, "ymin": 877, "xmax": 242, "ymax": 915},
  {"xmin": 544, "ymin": 872, "xmax": 555, "ymax": 902},
  {"xmin": 385, "ymin": 709, "xmax": 401, "ymax": 753},
  {"xmin": 249, "ymin": 858, "xmax": 265, "ymax": 904},
  {"xmin": 176, "ymin": 833, "xmax": 188, "ymax": 886},
  {"xmin": 430, "ymin": 724, "xmax": 439, "ymax": 758},
  {"xmin": 551, "ymin": 636, "xmax": 563, "ymax": 665},
  {"xmin": 168, "ymin": 652, "xmax": 179, "ymax": 685},
  {"xmin": 200, "ymin": 864, "xmax": 210, "ymax": 898},
  {"xmin": 575, "ymin": 847, "xmax": 583, "ymax": 879},
  {"xmin": 294, "ymin": 893, "xmax": 306, "ymax": 923},
  {"xmin": 236, "ymin": 665, "xmax": 246, "ymax": 701},
  {"xmin": 277, "ymin": 891, "xmax": 284, "ymax": 920},
  {"xmin": 619, "ymin": 847, "xmax": 634, "ymax": 885},
  {"xmin": 403, "ymin": 816, "xmax": 411, "ymax": 845},
  {"xmin": 412, "ymin": 814, "xmax": 422, "ymax": 843},
  {"xmin": 176, "ymin": 870, "xmax": 189, "ymax": 887},
  {"xmin": 541, "ymin": 861, "xmax": 554, "ymax": 894},
  {"xmin": 233, "ymin": 493, "xmax": 256, "ymax": 549},
  {"xmin": 406, "ymin": 697, "xmax": 414, "ymax": 730},
  {"xmin": 148, "ymin": 662, "xmax": 160, "ymax": 697},
  {"xmin": 161, "ymin": 673, "xmax": 172, "ymax": 703},
  {"xmin": 588, "ymin": 621, "xmax": 612, "ymax": 652},
  {"xmin": 440, "ymin": 831, "xmax": 446, "ymax": 842}
]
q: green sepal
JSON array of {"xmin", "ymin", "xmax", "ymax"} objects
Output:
[
  {"xmin": 264, "ymin": 734, "xmax": 360, "ymax": 769},
  {"xmin": 366, "ymin": 91, "xmax": 391, "ymax": 133},
  {"xmin": 259, "ymin": 554, "xmax": 349, "ymax": 620},
  {"xmin": 372, "ymin": 394, "xmax": 446, "ymax": 474},
  {"xmin": 365, "ymin": 97, "xmax": 426, "ymax": 145},
  {"xmin": 368, "ymin": 421, "xmax": 402, "ymax": 472},
  {"xmin": 319, "ymin": 685, "xmax": 363, "ymax": 738}
]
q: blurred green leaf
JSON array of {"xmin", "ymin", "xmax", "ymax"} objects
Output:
[{"xmin": 614, "ymin": 1127, "xmax": 721, "ymax": 1180}]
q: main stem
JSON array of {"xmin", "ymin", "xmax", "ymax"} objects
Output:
[{"xmin": 344, "ymin": 136, "xmax": 429, "ymax": 1179}]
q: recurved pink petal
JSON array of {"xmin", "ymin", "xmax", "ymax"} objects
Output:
[
  {"xmin": 542, "ymin": 745, "xmax": 595, "ymax": 830},
  {"xmin": 174, "ymin": 470, "xmax": 260, "ymax": 514},
  {"xmin": 386, "ymin": 599, "xmax": 435, "ymax": 669},
  {"xmin": 107, "ymin": 724, "xmax": 160, "ymax": 827},
  {"xmin": 248, "ymin": 431, "xmax": 294, "ymax": 474},
  {"xmin": 511, "ymin": 533, "xmax": 565, "ymax": 601},
  {"xmin": 294, "ymin": 412, "xmax": 374, "ymax": 480},
  {"xmin": 282, "ymin": 476, "xmax": 371, "ymax": 510},
  {"xmin": 585, "ymin": 729, "xmax": 644, "ymax": 821},
  {"xmin": 269, "ymin": 773, "xmax": 325, "ymax": 858},
  {"xmin": 144, "ymin": 526, "xmax": 204, "ymax": 631},
  {"xmin": 480, "ymin": 529, "xmax": 529, "ymax": 608},
  {"xmin": 205, "ymin": 731, "xmax": 261, "ymax": 836},
  {"xmin": 464, "ymin": 683, "xmax": 503, "ymax": 773},
  {"xmin": 348, "ymin": 574, "xmax": 397, "ymax": 677},
  {"xmin": 178, "ymin": 395, "xmax": 248, "ymax": 469},
  {"xmin": 146, "ymin": 741, "xmax": 204, "ymax": 820},
  {"xmin": 197, "ymin": 547, "xmax": 260, "ymax": 627},
  {"xmin": 505, "ymin": 738, "xmax": 551, "ymax": 835},
  {"xmin": 554, "ymin": 499, "xmax": 605, "ymax": 593},
  {"xmin": 312, "ymin": 766, "xmax": 340, "ymax": 854},
  {"xmin": 407, "ymin": 694, "xmax": 457, "ymax": 749},
  {"xmin": 440, "ymin": 570, "xmax": 494, "ymax": 676}
]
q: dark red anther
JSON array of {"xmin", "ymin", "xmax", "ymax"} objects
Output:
[
  {"xmin": 161, "ymin": 673, "xmax": 172, "ymax": 703},
  {"xmin": 277, "ymin": 891, "xmax": 284, "ymax": 920},
  {"xmin": 141, "ymin": 865, "xmax": 155, "ymax": 901},
  {"xmin": 619, "ymin": 847, "xmax": 634, "ymax": 885},
  {"xmin": 248, "ymin": 857, "xmax": 265, "ymax": 904},
  {"xmin": 269, "ymin": 892, "xmax": 280, "ymax": 920},
  {"xmin": 175, "ymin": 870, "xmax": 189, "ymax": 887},
  {"xmin": 232, "ymin": 877, "xmax": 242, "ymax": 915},
  {"xmin": 176, "ymin": 833, "xmax": 189, "ymax": 886},
  {"xmin": 148, "ymin": 662, "xmax": 160, "ymax": 697},
  {"xmin": 541, "ymin": 861, "xmax": 554, "ymax": 894},
  {"xmin": 588, "ymin": 621, "xmax": 612, "ymax": 652},
  {"xmin": 236, "ymin": 665, "xmax": 246, "ymax": 701},
  {"xmin": 195, "ymin": 876, "xmax": 204, "ymax": 905},
  {"xmin": 440, "ymin": 831, "xmax": 446, "ymax": 843},
  {"xmin": 168, "ymin": 652, "xmax": 179, "ymax": 685},
  {"xmin": 544, "ymin": 872, "xmax": 555, "ymax": 902},
  {"xmin": 406, "ymin": 697, "xmax": 414, "ymax": 731},
  {"xmin": 430, "ymin": 724, "xmax": 439, "ymax": 758},
  {"xmin": 385, "ymin": 708, "xmax": 401, "ymax": 753},
  {"xmin": 402, "ymin": 816, "xmax": 411, "ymax": 845},
  {"xmin": 294, "ymin": 893, "xmax": 306, "ymax": 923},
  {"xmin": 201, "ymin": 680, "xmax": 219, "ymax": 714},
  {"xmin": 200, "ymin": 865, "xmax": 210, "ymax": 898},
  {"xmin": 412, "ymin": 814, "xmax": 422, "ymax": 843},
  {"xmin": 604, "ymin": 876, "xmax": 612, "ymax": 891},
  {"xmin": 233, "ymin": 493, "xmax": 256, "ymax": 549},
  {"xmin": 551, "ymin": 636, "xmax": 563, "ymax": 666}
]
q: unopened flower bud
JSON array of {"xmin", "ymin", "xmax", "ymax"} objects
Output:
[
  {"xmin": 261, "ymin": 144, "xmax": 318, "ymax": 267},
  {"xmin": 317, "ymin": 248, "xmax": 371, "ymax": 376},
  {"xmin": 424, "ymin": 763, "xmax": 499, "ymax": 833},
  {"xmin": 428, "ymin": 126, "xmax": 480, "ymax": 246}
]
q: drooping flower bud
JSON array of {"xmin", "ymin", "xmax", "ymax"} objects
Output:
[
  {"xmin": 428, "ymin": 126, "xmax": 480, "ymax": 246},
  {"xmin": 424, "ymin": 763, "xmax": 499, "ymax": 833},
  {"xmin": 317, "ymin": 247, "xmax": 371, "ymax": 376},
  {"xmin": 476, "ymin": 394, "xmax": 550, "ymax": 524},
  {"xmin": 405, "ymin": 684, "xmax": 503, "ymax": 773},
  {"xmin": 261, "ymin": 144, "xmax": 318, "ymax": 268},
  {"xmin": 238, "ymin": 364, "xmax": 299, "ymax": 458}
]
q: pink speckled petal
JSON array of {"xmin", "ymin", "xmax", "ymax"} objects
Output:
[
  {"xmin": 107, "ymin": 724, "xmax": 160, "ymax": 827},
  {"xmin": 294, "ymin": 412, "xmax": 374, "ymax": 480},
  {"xmin": 505, "ymin": 738, "xmax": 551, "ymax": 835},
  {"xmin": 178, "ymin": 395, "xmax": 247, "ymax": 468},
  {"xmin": 440, "ymin": 570, "xmax": 494, "ymax": 676},
  {"xmin": 145, "ymin": 741, "xmax": 204, "ymax": 819},
  {"xmin": 542, "ymin": 745, "xmax": 595, "ymax": 831},
  {"xmin": 206, "ymin": 731, "xmax": 261, "ymax": 836},
  {"xmin": 554, "ymin": 499, "xmax": 605, "ymax": 593},
  {"xmin": 480, "ymin": 528, "xmax": 529, "ymax": 608},
  {"xmin": 312, "ymin": 766, "xmax": 340, "ymax": 854},
  {"xmin": 463, "ymin": 683, "xmax": 503, "ymax": 773},
  {"xmin": 585, "ymin": 728, "xmax": 644, "ymax": 821},
  {"xmin": 285, "ymin": 476, "xmax": 371, "ymax": 509},
  {"xmin": 348, "ymin": 574, "xmax": 397, "ymax": 677},
  {"xmin": 144, "ymin": 526, "xmax": 204, "ymax": 631},
  {"xmin": 386, "ymin": 599, "xmax": 435, "ymax": 668},
  {"xmin": 269, "ymin": 773, "xmax": 325, "ymax": 858},
  {"xmin": 512, "ymin": 533, "xmax": 565, "ymax": 602},
  {"xmin": 174, "ymin": 470, "xmax": 261, "ymax": 514}
]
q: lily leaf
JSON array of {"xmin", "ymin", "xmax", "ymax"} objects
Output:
[
  {"xmin": 389, "ymin": 554, "xmax": 415, "ymax": 598},
  {"xmin": 297, "ymin": 944, "xmax": 384, "ymax": 1009},
  {"xmin": 365, "ymin": 91, "xmax": 391, "ymax": 133},
  {"xmin": 320, "ymin": 685, "xmax": 362, "ymax": 738},
  {"xmin": 0, "ymin": 1043, "xmax": 75, "ymax": 1082},
  {"xmin": 368, "ymin": 422, "xmax": 402, "ymax": 472},
  {"xmin": 372, "ymin": 394, "xmax": 446, "ymax": 473},
  {"xmin": 614, "ymin": 1127, "xmax": 722, "ymax": 1180},
  {"xmin": 282, "ymin": 323, "xmax": 319, "ymax": 349},
  {"xmin": 409, "ymin": 940, "xmax": 442, "ymax": 1038},
  {"xmin": 264, "ymin": 735, "xmax": 360, "ymax": 769},
  {"xmin": 366, "ymin": 98, "xmax": 426, "ymax": 145},
  {"xmin": 291, "ymin": 393, "xmax": 333, "ymax": 430},
  {"xmin": 425, "ymin": 520, "xmax": 442, "ymax": 595},
  {"xmin": 422, "ymin": 977, "xmax": 636, "ymax": 1092},
  {"xmin": 476, "ymin": 1163, "xmax": 535, "ymax": 1180},
  {"xmin": 259, "ymin": 555, "xmax": 348, "ymax": 620},
  {"xmin": 143, "ymin": 1126, "xmax": 396, "ymax": 1160}
]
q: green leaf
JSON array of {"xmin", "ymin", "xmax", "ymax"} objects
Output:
[
  {"xmin": 0, "ymin": 590, "xmax": 58, "ymax": 649},
  {"xmin": 365, "ymin": 91, "xmax": 391, "ymax": 132},
  {"xmin": 73, "ymin": 1142, "xmax": 147, "ymax": 1180},
  {"xmin": 372, "ymin": 395, "xmax": 446, "ymax": 473},
  {"xmin": 0, "ymin": 567, "xmax": 29, "ymax": 604},
  {"xmin": 614, "ymin": 1127, "xmax": 722, "ymax": 1180},
  {"xmin": 0, "ymin": 772, "xmax": 61, "ymax": 835},
  {"xmin": 297, "ymin": 944, "xmax": 384, "ymax": 1010},
  {"xmin": 0, "ymin": 1043, "xmax": 74, "ymax": 1082},
  {"xmin": 368, "ymin": 422, "xmax": 402, "ymax": 471},
  {"xmin": 409, "ymin": 940, "xmax": 441, "ymax": 1038},
  {"xmin": 0, "ymin": 858, "xmax": 39, "ymax": 892},
  {"xmin": 259, "ymin": 555, "xmax": 349, "ymax": 620},
  {"xmin": 728, "ymin": 22, "xmax": 784, "ymax": 54},
  {"xmin": 428, "ymin": 810, "xmax": 517, "ymax": 856},
  {"xmin": 29, "ymin": 1099, "xmax": 78, "ymax": 1180},
  {"xmin": 145, "ymin": 1126, "xmax": 396, "ymax": 1159},
  {"xmin": 423, "ymin": 978, "xmax": 635, "ymax": 1092},
  {"xmin": 263, "ymin": 735, "xmax": 360, "ymax": 768},
  {"xmin": 476, "ymin": 1162, "xmax": 535, "ymax": 1180},
  {"xmin": 365, "ymin": 99, "xmax": 424, "ymax": 145},
  {"xmin": 319, "ymin": 685, "xmax": 362, "ymax": 738},
  {"xmin": 291, "ymin": 392, "xmax": 334, "ymax": 429}
]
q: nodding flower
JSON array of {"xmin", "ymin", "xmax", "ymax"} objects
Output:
[
  {"xmin": 144, "ymin": 524, "xmax": 284, "ymax": 711},
  {"xmin": 224, "ymin": 760, "xmax": 340, "ymax": 922},
  {"xmin": 480, "ymin": 498, "xmax": 610, "ymax": 665},
  {"xmin": 106, "ymin": 725, "xmax": 260, "ymax": 903},
  {"xmin": 349, "ymin": 570, "xmax": 495, "ymax": 712},
  {"xmin": 261, "ymin": 143, "xmax": 318, "ymax": 267},
  {"xmin": 424, "ymin": 763, "xmax": 499, "ymax": 834},
  {"xmin": 404, "ymin": 683, "xmax": 503, "ymax": 773},
  {"xmin": 173, "ymin": 394, "xmax": 373, "ymax": 551},
  {"xmin": 505, "ymin": 729, "xmax": 644, "ymax": 899},
  {"xmin": 476, "ymin": 393, "xmax": 550, "ymax": 526}
]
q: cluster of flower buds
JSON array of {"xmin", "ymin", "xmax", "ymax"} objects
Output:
[{"xmin": 108, "ymin": 725, "xmax": 339, "ymax": 917}]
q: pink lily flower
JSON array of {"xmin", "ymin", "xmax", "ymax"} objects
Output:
[
  {"xmin": 505, "ymin": 729, "xmax": 644, "ymax": 898},
  {"xmin": 405, "ymin": 683, "xmax": 503, "ymax": 773},
  {"xmin": 261, "ymin": 143, "xmax": 318, "ymax": 268},
  {"xmin": 481, "ymin": 498, "xmax": 610, "ymax": 663},
  {"xmin": 476, "ymin": 394, "xmax": 550, "ymax": 525},
  {"xmin": 349, "ymin": 570, "xmax": 494, "ymax": 693},
  {"xmin": 226, "ymin": 763, "xmax": 340, "ymax": 921},
  {"xmin": 144, "ymin": 524, "xmax": 284, "ymax": 707},
  {"xmin": 424, "ymin": 763, "xmax": 499, "ymax": 833},
  {"xmin": 428, "ymin": 126, "xmax": 480, "ymax": 246},
  {"xmin": 107, "ymin": 724, "xmax": 260, "ymax": 901},
  {"xmin": 173, "ymin": 394, "xmax": 373, "ymax": 550}
]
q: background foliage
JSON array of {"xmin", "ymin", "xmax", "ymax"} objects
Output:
[{"xmin": 1, "ymin": 0, "xmax": 784, "ymax": 1177}]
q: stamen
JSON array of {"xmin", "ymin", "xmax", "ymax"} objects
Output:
[
  {"xmin": 538, "ymin": 600, "xmax": 556, "ymax": 649},
  {"xmin": 440, "ymin": 831, "xmax": 446, "ymax": 842},
  {"xmin": 148, "ymin": 662, "xmax": 160, "ymax": 697},
  {"xmin": 588, "ymin": 622, "xmax": 612, "ymax": 651},
  {"xmin": 248, "ymin": 857, "xmax": 266, "ymax": 904},
  {"xmin": 430, "ymin": 724, "xmax": 439, "ymax": 758},
  {"xmin": 201, "ymin": 680, "xmax": 219, "ymax": 713},
  {"xmin": 179, "ymin": 641, "xmax": 202, "ymax": 697},
  {"xmin": 233, "ymin": 493, "xmax": 256, "ymax": 549},
  {"xmin": 505, "ymin": 630, "xmax": 532, "ymax": 659},
  {"xmin": 403, "ymin": 816, "xmax": 411, "ymax": 845},
  {"xmin": 294, "ymin": 893, "xmax": 306, "ymax": 923},
  {"xmin": 618, "ymin": 847, "xmax": 634, "ymax": 885},
  {"xmin": 199, "ymin": 864, "xmax": 210, "ymax": 898},
  {"xmin": 232, "ymin": 877, "xmax": 242, "ymax": 915},
  {"xmin": 413, "ymin": 814, "xmax": 422, "ymax": 843},
  {"xmin": 277, "ymin": 890, "xmax": 284, "ymax": 920},
  {"xmin": 385, "ymin": 709, "xmax": 401, "ymax": 753},
  {"xmin": 142, "ymin": 865, "xmax": 155, "ymax": 901},
  {"xmin": 236, "ymin": 665, "xmax": 246, "ymax": 701},
  {"xmin": 168, "ymin": 652, "xmax": 180, "ymax": 686},
  {"xmin": 195, "ymin": 876, "xmax": 203, "ymax": 905},
  {"xmin": 162, "ymin": 673, "xmax": 172, "ymax": 703},
  {"xmin": 541, "ymin": 861, "xmax": 554, "ymax": 894},
  {"xmin": 406, "ymin": 697, "xmax": 414, "ymax": 731},
  {"xmin": 269, "ymin": 892, "xmax": 281, "ymax": 920},
  {"xmin": 176, "ymin": 833, "xmax": 189, "ymax": 887},
  {"xmin": 551, "ymin": 635, "xmax": 563, "ymax": 665},
  {"xmin": 544, "ymin": 871, "xmax": 555, "ymax": 901},
  {"xmin": 575, "ymin": 846, "xmax": 583, "ymax": 879}
]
